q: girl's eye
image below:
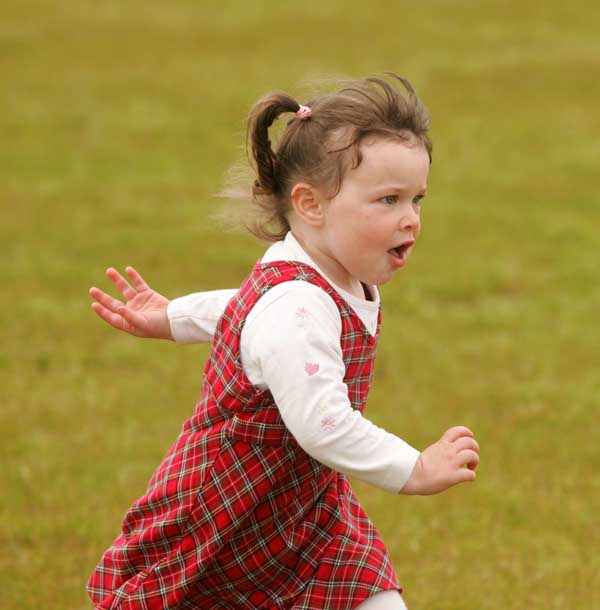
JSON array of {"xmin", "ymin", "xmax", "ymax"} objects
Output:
[{"xmin": 380, "ymin": 194, "xmax": 425, "ymax": 205}]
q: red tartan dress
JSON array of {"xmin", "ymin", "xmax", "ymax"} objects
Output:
[{"xmin": 88, "ymin": 260, "xmax": 402, "ymax": 610}]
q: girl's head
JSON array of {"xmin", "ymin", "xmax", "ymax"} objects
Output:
[{"xmin": 215, "ymin": 73, "xmax": 432, "ymax": 288}]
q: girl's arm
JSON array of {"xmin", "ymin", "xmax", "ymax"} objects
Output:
[
  {"xmin": 242, "ymin": 282, "xmax": 480, "ymax": 495},
  {"xmin": 168, "ymin": 289, "xmax": 239, "ymax": 343},
  {"xmin": 89, "ymin": 266, "xmax": 237, "ymax": 343},
  {"xmin": 241, "ymin": 282, "xmax": 421, "ymax": 494}
]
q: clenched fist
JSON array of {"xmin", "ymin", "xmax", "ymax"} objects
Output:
[{"xmin": 401, "ymin": 426, "xmax": 480, "ymax": 495}]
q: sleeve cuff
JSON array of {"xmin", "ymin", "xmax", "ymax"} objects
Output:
[
  {"xmin": 167, "ymin": 295, "xmax": 214, "ymax": 344},
  {"xmin": 382, "ymin": 434, "xmax": 421, "ymax": 494}
]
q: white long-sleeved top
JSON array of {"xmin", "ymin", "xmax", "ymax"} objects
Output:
[{"xmin": 167, "ymin": 231, "xmax": 420, "ymax": 494}]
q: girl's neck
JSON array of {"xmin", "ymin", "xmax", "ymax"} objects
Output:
[{"xmin": 291, "ymin": 230, "xmax": 370, "ymax": 301}]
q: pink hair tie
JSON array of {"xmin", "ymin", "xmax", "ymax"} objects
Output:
[{"xmin": 296, "ymin": 105, "xmax": 312, "ymax": 120}]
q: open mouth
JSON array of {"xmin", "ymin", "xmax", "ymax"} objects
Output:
[
  {"xmin": 388, "ymin": 240, "xmax": 415, "ymax": 266},
  {"xmin": 390, "ymin": 245, "xmax": 408, "ymax": 258},
  {"xmin": 388, "ymin": 241, "xmax": 414, "ymax": 260}
]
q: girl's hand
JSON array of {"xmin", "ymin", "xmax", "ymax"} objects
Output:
[
  {"xmin": 400, "ymin": 426, "xmax": 480, "ymax": 495},
  {"xmin": 89, "ymin": 266, "xmax": 174, "ymax": 340}
]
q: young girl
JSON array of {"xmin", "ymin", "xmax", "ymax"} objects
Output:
[{"xmin": 88, "ymin": 73, "xmax": 480, "ymax": 610}]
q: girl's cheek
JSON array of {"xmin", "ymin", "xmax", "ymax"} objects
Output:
[{"xmin": 359, "ymin": 207, "xmax": 380, "ymax": 227}]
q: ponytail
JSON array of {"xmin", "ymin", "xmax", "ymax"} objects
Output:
[{"xmin": 247, "ymin": 93, "xmax": 300, "ymax": 199}]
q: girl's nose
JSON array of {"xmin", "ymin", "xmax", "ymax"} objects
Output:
[{"xmin": 399, "ymin": 206, "xmax": 420, "ymax": 232}]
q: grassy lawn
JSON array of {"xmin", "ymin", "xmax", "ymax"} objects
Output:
[{"xmin": 2, "ymin": 1, "xmax": 599, "ymax": 608}]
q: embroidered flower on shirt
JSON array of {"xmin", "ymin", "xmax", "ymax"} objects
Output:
[
  {"xmin": 295, "ymin": 306, "xmax": 310, "ymax": 328},
  {"xmin": 296, "ymin": 306, "xmax": 309, "ymax": 318},
  {"xmin": 320, "ymin": 416, "xmax": 336, "ymax": 430},
  {"xmin": 304, "ymin": 362, "xmax": 319, "ymax": 376}
]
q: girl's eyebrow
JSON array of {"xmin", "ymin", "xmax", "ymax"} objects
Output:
[{"xmin": 376, "ymin": 184, "xmax": 428, "ymax": 195}]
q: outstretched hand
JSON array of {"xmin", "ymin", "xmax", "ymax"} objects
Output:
[
  {"xmin": 89, "ymin": 266, "xmax": 173, "ymax": 340},
  {"xmin": 401, "ymin": 426, "xmax": 480, "ymax": 495}
]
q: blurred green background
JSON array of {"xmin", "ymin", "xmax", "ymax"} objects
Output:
[{"xmin": 2, "ymin": 1, "xmax": 599, "ymax": 608}]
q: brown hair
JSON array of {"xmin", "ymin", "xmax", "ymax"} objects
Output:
[{"xmin": 212, "ymin": 72, "xmax": 432, "ymax": 244}]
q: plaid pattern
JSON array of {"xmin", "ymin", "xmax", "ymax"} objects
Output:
[{"xmin": 88, "ymin": 260, "xmax": 401, "ymax": 609}]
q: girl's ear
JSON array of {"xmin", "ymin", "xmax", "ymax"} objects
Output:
[{"xmin": 290, "ymin": 182, "xmax": 326, "ymax": 227}]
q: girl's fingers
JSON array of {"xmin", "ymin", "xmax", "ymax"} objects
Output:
[
  {"xmin": 91, "ymin": 302, "xmax": 130, "ymax": 332},
  {"xmin": 456, "ymin": 449, "xmax": 480, "ymax": 470},
  {"xmin": 117, "ymin": 306, "xmax": 147, "ymax": 334},
  {"xmin": 453, "ymin": 437, "xmax": 480, "ymax": 454},
  {"xmin": 452, "ymin": 467, "xmax": 477, "ymax": 485},
  {"xmin": 92, "ymin": 303, "xmax": 147, "ymax": 337},
  {"xmin": 90, "ymin": 287, "xmax": 125, "ymax": 314},
  {"xmin": 441, "ymin": 426, "xmax": 473, "ymax": 443},
  {"xmin": 125, "ymin": 266, "xmax": 150, "ymax": 292},
  {"xmin": 106, "ymin": 267, "xmax": 136, "ymax": 300}
]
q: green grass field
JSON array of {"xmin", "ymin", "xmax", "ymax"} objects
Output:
[{"xmin": 2, "ymin": 1, "xmax": 599, "ymax": 608}]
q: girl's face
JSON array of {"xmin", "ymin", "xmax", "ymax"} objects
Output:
[{"xmin": 320, "ymin": 136, "xmax": 430, "ymax": 291}]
